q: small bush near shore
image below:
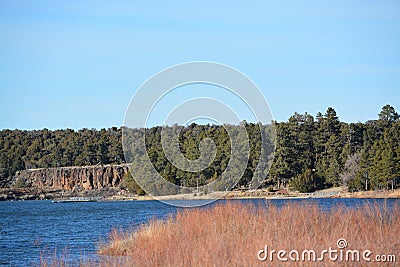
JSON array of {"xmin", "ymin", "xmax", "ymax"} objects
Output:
[{"xmin": 97, "ymin": 201, "xmax": 400, "ymax": 267}]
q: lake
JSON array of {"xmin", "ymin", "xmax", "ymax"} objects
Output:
[{"xmin": 1, "ymin": 198, "xmax": 399, "ymax": 266}]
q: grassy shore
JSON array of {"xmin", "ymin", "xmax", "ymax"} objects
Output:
[
  {"xmin": 103, "ymin": 187, "xmax": 400, "ymax": 201},
  {"xmin": 95, "ymin": 201, "xmax": 400, "ymax": 267}
]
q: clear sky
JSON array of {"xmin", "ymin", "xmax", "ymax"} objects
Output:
[{"xmin": 1, "ymin": 0, "xmax": 399, "ymax": 130}]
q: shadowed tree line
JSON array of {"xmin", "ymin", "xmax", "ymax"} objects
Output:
[
  {"xmin": 1, "ymin": 105, "xmax": 399, "ymax": 193},
  {"xmin": 121, "ymin": 123, "xmax": 275, "ymax": 195},
  {"xmin": 269, "ymin": 104, "xmax": 400, "ymax": 192},
  {"xmin": 0, "ymin": 127, "xmax": 124, "ymax": 187}
]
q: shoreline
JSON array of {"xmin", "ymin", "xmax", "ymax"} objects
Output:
[
  {"xmin": 124, "ymin": 187, "xmax": 400, "ymax": 201},
  {"xmin": 1, "ymin": 187, "xmax": 400, "ymax": 202},
  {"xmin": 96, "ymin": 201, "xmax": 400, "ymax": 266},
  {"xmin": 133, "ymin": 189, "xmax": 400, "ymax": 201}
]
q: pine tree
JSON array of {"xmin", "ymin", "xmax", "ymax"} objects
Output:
[
  {"xmin": 315, "ymin": 108, "xmax": 342, "ymax": 186},
  {"xmin": 379, "ymin": 104, "xmax": 400, "ymax": 125},
  {"xmin": 268, "ymin": 122, "xmax": 297, "ymax": 187}
]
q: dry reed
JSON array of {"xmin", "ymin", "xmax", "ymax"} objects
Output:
[{"xmin": 96, "ymin": 201, "xmax": 400, "ymax": 266}]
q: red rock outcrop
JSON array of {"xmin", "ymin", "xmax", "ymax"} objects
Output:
[{"xmin": 14, "ymin": 164, "xmax": 129, "ymax": 190}]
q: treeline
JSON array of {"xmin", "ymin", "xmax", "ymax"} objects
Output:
[
  {"xmin": 121, "ymin": 123, "xmax": 274, "ymax": 195},
  {"xmin": 0, "ymin": 127, "xmax": 124, "ymax": 186},
  {"xmin": 0, "ymin": 105, "xmax": 399, "ymax": 193},
  {"xmin": 269, "ymin": 104, "xmax": 400, "ymax": 192}
]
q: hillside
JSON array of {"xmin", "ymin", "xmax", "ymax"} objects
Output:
[{"xmin": 1, "ymin": 105, "xmax": 399, "ymax": 195}]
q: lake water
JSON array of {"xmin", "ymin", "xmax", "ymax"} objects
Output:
[{"xmin": 1, "ymin": 198, "xmax": 399, "ymax": 266}]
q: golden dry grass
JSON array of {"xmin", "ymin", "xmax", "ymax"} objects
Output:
[{"xmin": 96, "ymin": 201, "xmax": 400, "ymax": 266}]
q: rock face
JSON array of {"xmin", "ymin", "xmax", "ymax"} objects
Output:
[{"xmin": 14, "ymin": 164, "xmax": 129, "ymax": 191}]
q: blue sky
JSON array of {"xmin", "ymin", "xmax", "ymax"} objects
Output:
[{"xmin": 0, "ymin": 0, "xmax": 399, "ymax": 129}]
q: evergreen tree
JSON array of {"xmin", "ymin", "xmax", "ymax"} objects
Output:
[
  {"xmin": 0, "ymin": 104, "xmax": 399, "ymax": 192},
  {"xmin": 268, "ymin": 122, "xmax": 296, "ymax": 187},
  {"xmin": 290, "ymin": 168, "xmax": 324, "ymax": 193},
  {"xmin": 379, "ymin": 104, "xmax": 400, "ymax": 125},
  {"xmin": 314, "ymin": 107, "xmax": 343, "ymax": 186}
]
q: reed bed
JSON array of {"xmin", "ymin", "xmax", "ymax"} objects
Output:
[{"xmin": 95, "ymin": 201, "xmax": 399, "ymax": 266}]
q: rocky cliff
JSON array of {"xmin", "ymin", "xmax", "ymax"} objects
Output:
[{"xmin": 13, "ymin": 164, "xmax": 129, "ymax": 191}]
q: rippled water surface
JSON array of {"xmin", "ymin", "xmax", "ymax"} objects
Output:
[{"xmin": 0, "ymin": 198, "xmax": 399, "ymax": 266}]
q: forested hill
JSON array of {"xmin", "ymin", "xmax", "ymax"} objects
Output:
[{"xmin": 1, "ymin": 105, "xmax": 399, "ymax": 193}]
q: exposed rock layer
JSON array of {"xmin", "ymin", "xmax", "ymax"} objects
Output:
[{"xmin": 14, "ymin": 164, "xmax": 129, "ymax": 190}]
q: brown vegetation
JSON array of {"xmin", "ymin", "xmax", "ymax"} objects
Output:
[{"xmin": 97, "ymin": 201, "xmax": 400, "ymax": 266}]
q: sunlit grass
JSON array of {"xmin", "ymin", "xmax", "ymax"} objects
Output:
[{"xmin": 95, "ymin": 201, "xmax": 400, "ymax": 266}]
